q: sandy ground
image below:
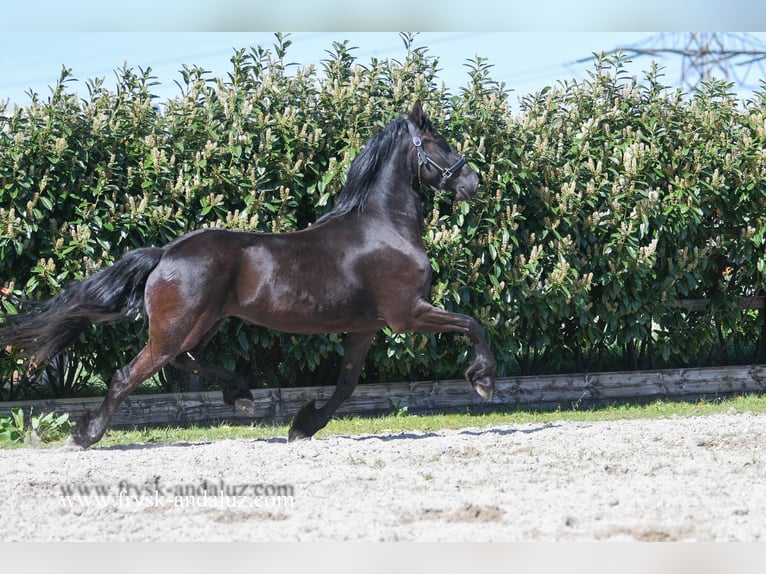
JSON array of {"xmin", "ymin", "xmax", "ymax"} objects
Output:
[{"xmin": 0, "ymin": 410, "xmax": 764, "ymax": 542}]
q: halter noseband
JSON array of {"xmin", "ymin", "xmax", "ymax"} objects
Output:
[{"xmin": 406, "ymin": 121, "xmax": 467, "ymax": 191}]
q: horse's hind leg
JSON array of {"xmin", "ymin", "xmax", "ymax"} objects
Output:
[
  {"xmin": 69, "ymin": 285, "xmax": 225, "ymax": 447},
  {"xmin": 289, "ymin": 330, "xmax": 376, "ymax": 441},
  {"xmin": 168, "ymin": 319, "xmax": 254, "ymax": 408},
  {"xmin": 170, "ymin": 352, "xmax": 254, "ymax": 407},
  {"xmin": 69, "ymin": 341, "xmax": 173, "ymax": 448}
]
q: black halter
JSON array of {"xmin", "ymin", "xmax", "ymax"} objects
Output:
[{"xmin": 406, "ymin": 121, "xmax": 467, "ymax": 191}]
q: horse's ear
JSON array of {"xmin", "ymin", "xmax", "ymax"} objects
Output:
[{"xmin": 410, "ymin": 101, "xmax": 426, "ymax": 128}]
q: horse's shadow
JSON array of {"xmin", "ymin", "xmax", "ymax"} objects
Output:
[
  {"xmin": 458, "ymin": 423, "xmax": 561, "ymax": 437},
  {"xmin": 65, "ymin": 441, "xmax": 208, "ymax": 452},
  {"xmin": 347, "ymin": 423, "xmax": 560, "ymax": 442},
  {"xmin": 70, "ymin": 423, "xmax": 559, "ymax": 451},
  {"xmin": 78, "ymin": 436, "xmax": 288, "ymax": 451}
]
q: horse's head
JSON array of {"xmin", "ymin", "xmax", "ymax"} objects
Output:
[{"xmin": 406, "ymin": 102, "xmax": 480, "ymax": 202}]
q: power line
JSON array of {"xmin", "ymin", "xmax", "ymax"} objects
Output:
[{"xmin": 599, "ymin": 32, "xmax": 766, "ymax": 91}]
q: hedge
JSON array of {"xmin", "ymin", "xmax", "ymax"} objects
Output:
[{"xmin": 1, "ymin": 34, "xmax": 765, "ymax": 399}]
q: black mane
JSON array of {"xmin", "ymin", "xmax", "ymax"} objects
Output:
[{"xmin": 316, "ymin": 118, "xmax": 410, "ymax": 223}]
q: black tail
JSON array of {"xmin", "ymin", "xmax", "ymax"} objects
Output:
[{"xmin": 0, "ymin": 247, "xmax": 165, "ymax": 369}]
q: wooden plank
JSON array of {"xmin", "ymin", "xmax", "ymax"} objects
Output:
[
  {"xmin": 1, "ymin": 365, "xmax": 765, "ymax": 429},
  {"xmin": 494, "ymin": 365, "xmax": 766, "ymax": 408}
]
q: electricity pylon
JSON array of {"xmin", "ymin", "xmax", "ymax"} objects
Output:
[{"xmin": 601, "ymin": 32, "xmax": 766, "ymax": 91}]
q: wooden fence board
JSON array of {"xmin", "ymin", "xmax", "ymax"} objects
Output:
[{"xmin": 2, "ymin": 365, "xmax": 765, "ymax": 429}]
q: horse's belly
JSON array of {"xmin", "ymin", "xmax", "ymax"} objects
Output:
[{"xmin": 229, "ymin": 285, "xmax": 382, "ymax": 334}]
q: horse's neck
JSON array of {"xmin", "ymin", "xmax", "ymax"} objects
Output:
[{"xmin": 365, "ymin": 162, "xmax": 425, "ymax": 242}]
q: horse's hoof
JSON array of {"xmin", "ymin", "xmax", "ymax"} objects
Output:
[
  {"xmin": 466, "ymin": 360, "xmax": 496, "ymax": 402},
  {"xmin": 223, "ymin": 386, "xmax": 254, "ymax": 406},
  {"xmin": 472, "ymin": 380, "xmax": 494, "ymax": 401},
  {"xmin": 468, "ymin": 370, "xmax": 495, "ymax": 401},
  {"xmin": 287, "ymin": 427, "xmax": 311, "ymax": 442},
  {"xmin": 288, "ymin": 399, "xmax": 319, "ymax": 442},
  {"xmin": 68, "ymin": 412, "xmax": 99, "ymax": 449},
  {"xmin": 234, "ymin": 398, "xmax": 255, "ymax": 416},
  {"xmin": 61, "ymin": 435, "xmax": 87, "ymax": 451}
]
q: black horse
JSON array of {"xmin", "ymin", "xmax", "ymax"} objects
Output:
[{"xmin": 0, "ymin": 102, "xmax": 496, "ymax": 447}]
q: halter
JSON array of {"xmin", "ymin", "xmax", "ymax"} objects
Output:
[{"xmin": 406, "ymin": 121, "xmax": 467, "ymax": 191}]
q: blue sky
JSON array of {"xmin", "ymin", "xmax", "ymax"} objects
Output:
[
  {"xmin": 3, "ymin": 31, "xmax": 766, "ymax": 110},
  {"xmin": 2, "ymin": 1, "xmax": 766, "ymax": 109},
  {"xmin": 2, "ymin": 0, "xmax": 765, "ymax": 31}
]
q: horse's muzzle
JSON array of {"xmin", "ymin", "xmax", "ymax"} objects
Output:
[
  {"xmin": 454, "ymin": 169, "xmax": 480, "ymax": 202},
  {"xmin": 455, "ymin": 179, "xmax": 479, "ymax": 202}
]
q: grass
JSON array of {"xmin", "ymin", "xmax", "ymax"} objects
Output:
[
  {"xmin": 88, "ymin": 394, "xmax": 766, "ymax": 448},
  {"xmin": 3, "ymin": 394, "xmax": 765, "ymax": 449}
]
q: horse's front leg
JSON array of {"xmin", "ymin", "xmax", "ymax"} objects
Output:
[
  {"xmin": 403, "ymin": 299, "xmax": 496, "ymax": 400},
  {"xmin": 288, "ymin": 330, "xmax": 377, "ymax": 441}
]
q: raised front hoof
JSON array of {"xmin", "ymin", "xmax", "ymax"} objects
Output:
[
  {"xmin": 466, "ymin": 361, "xmax": 496, "ymax": 401},
  {"xmin": 471, "ymin": 378, "xmax": 495, "ymax": 401},
  {"xmin": 67, "ymin": 412, "xmax": 101, "ymax": 449},
  {"xmin": 288, "ymin": 400, "xmax": 319, "ymax": 442}
]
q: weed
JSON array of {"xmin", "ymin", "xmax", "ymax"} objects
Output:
[{"xmin": 0, "ymin": 408, "xmax": 71, "ymax": 445}]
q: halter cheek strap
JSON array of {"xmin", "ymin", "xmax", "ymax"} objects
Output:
[{"xmin": 406, "ymin": 121, "xmax": 467, "ymax": 191}]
